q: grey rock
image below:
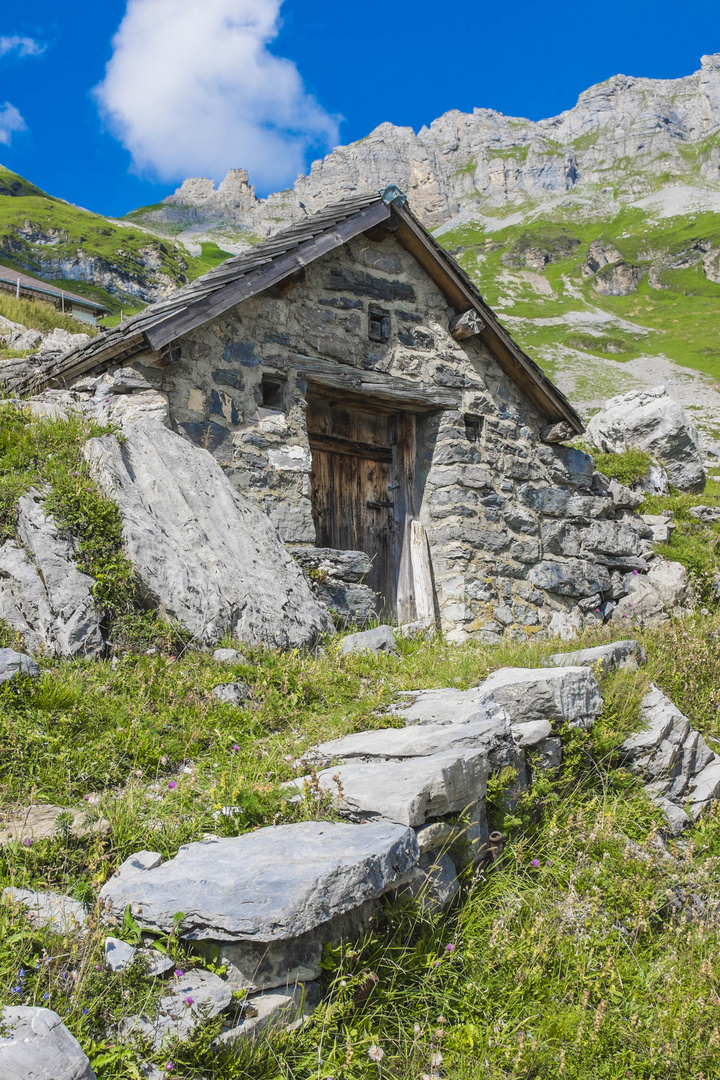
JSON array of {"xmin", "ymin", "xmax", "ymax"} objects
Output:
[
  {"xmin": 0, "ymin": 1006, "xmax": 96, "ymax": 1080},
  {"xmin": 0, "ymin": 648, "xmax": 39, "ymax": 683},
  {"xmin": 340, "ymin": 625, "xmax": 397, "ymax": 655},
  {"xmin": 99, "ymin": 823, "xmax": 419, "ymax": 942},
  {"xmin": 291, "ymin": 747, "xmax": 490, "ymax": 827},
  {"xmin": 3, "ymin": 888, "xmax": 87, "ymax": 934},
  {"xmin": 511, "ymin": 718, "xmax": 553, "ymax": 746},
  {"xmin": 399, "ymin": 851, "xmax": 459, "ymax": 913},
  {"xmin": 608, "ymin": 477, "xmax": 645, "ymax": 509},
  {"xmin": 104, "ymin": 936, "xmax": 174, "ymax": 977},
  {"xmin": 0, "ymin": 805, "xmax": 109, "ymax": 846},
  {"xmin": 213, "ymin": 648, "xmax": 249, "ymax": 665},
  {"xmin": 121, "ymin": 969, "xmax": 232, "ymax": 1049},
  {"xmin": 688, "ymin": 504, "xmax": 720, "ymax": 523},
  {"xmin": 196, "ymin": 900, "xmax": 376, "ymax": 991},
  {"xmin": 527, "ymin": 557, "xmax": 611, "ymax": 598},
  {"xmin": 586, "ymin": 386, "xmax": 706, "ymax": 493},
  {"xmin": 549, "ymin": 639, "xmax": 641, "ymax": 673},
  {"xmin": 0, "ymin": 490, "xmax": 103, "ymax": 658},
  {"xmin": 215, "ymin": 983, "xmax": 318, "ymax": 1048},
  {"xmin": 212, "ymin": 680, "xmax": 253, "ymax": 706},
  {"xmin": 534, "ymin": 736, "xmax": 563, "ymax": 770},
  {"xmin": 305, "ymin": 714, "xmax": 513, "ymax": 768},
  {"xmin": 414, "ymin": 821, "xmax": 457, "ymax": 854},
  {"xmin": 476, "ymin": 665, "xmax": 603, "ymax": 730},
  {"xmin": 110, "ymin": 850, "xmax": 163, "ymax": 884},
  {"xmin": 655, "ymin": 796, "xmax": 690, "ymax": 835},
  {"xmin": 687, "ymin": 759, "xmax": 720, "ymax": 810},
  {"xmin": 612, "ymin": 560, "xmax": 693, "ymax": 626},
  {"xmin": 84, "ymin": 423, "xmax": 330, "ymax": 648},
  {"xmin": 289, "ymin": 547, "xmax": 372, "ymax": 582},
  {"xmin": 315, "ymin": 579, "xmax": 377, "ymax": 627},
  {"xmin": 389, "ymin": 687, "xmax": 506, "ymax": 728},
  {"xmin": 641, "ymin": 513, "xmax": 676, "ymax": 543}
]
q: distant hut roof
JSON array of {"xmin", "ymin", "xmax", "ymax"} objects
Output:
[{"xmin": 0, "ymin": 266, "xmax": 108, "ymax": 314}]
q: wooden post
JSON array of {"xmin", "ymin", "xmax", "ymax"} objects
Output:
[
  {"xmin": 410, "ymin": 520, "xmax": 435, "ymax": 624},
  {"xmin": 449, "ymin": 308, "xmax": 485, "ymax": 341},
  {"xmin": 15, "ymin": 278, "xmax": 20, "ymax": 300}
]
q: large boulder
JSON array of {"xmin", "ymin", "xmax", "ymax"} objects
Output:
[
  {"xmin": 611, "ymin": 559, "xmax": 693, "ymax": 626},
  {"xmin": 100, "ymin": 823, "xmax": 418, "ymax": 991},
  {"xmin": 100, "ymin": 823, "xmax": 417, "ymax": 942},
  {"xmin": 83, "ymin": 422, "xmax": 331, "ymax": 648},
  {"xmin": 586, "ymin": 386, "xmax": 705, "ymax": 493},
  {"xmin": 0, "ymin": 489, "xmax": 103, "ymax": 657},
  {"xmin": 0, "ymin": 1006, "xmax": 96, "ymax": 1080}
]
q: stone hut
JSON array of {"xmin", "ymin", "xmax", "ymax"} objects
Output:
[{"xmin": 32, "ymin": 187, "xmax": 648, "ymax": 643}]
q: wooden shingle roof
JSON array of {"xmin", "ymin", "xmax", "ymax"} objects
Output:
[{"xmin": 27, "ymin": 188, "xmax": 583, "ymax": 432}]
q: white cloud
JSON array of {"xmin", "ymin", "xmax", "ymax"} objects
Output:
[
  {"xmin": 0, "ymin": 102, "xmax": 26, "ymax": 146},
  {"xmin": 94, "ymin": 0, "xmax": 339, "ymax": 191},
  {"xmin": 0, "ymin": 36, "xmax": 44, "ymax": 58}
]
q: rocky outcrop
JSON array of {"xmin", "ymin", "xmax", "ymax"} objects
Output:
[
  {"xmin": 621, "ymin": 685, "xmax": 720, "ymax": 833},
  {"xmin": 0, "ymin": 1007, "xmax": 96, "ymax": 1080},
  {"xmin": 587, "ymin": 386, "xmax": 706, "ymax": 493},
  {"xmin": 290, "ymin": 547, "xmax": 376, "ymax": 627},
  {"xmin": 4, "ymin": 888, "xmax": 88, "ymax": 934},
  {"xmin": 128, "ymin": 55, "xmax": 720, "ymax": 239},
  {"xmin": 0, "ymin": 488, "xmax": 103, "ymax": 658},
  {"xmin": 83, "ymin": 421, "xmax": 331, "ymax": 648}
]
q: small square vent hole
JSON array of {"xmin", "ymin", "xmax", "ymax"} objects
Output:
[{"xmin": 261, "ymin": 375, "xmax": 285, "ymax": 410}]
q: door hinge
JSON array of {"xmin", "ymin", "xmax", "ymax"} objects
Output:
[{"xmin": 366, "ymin": 499, "xmax": 394, "ymax": 510}]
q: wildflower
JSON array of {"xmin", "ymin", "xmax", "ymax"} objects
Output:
[
  {"xmin": 174, "ymin": 969, "xmax": 184, "ymax": 978},
  {"xmin": 546, "ymin": 860, "xmax": 551, "ymax": 866},
  {"xmin": 72, "ymin": 471, "xmax": 79, "ymax": 477},
  {"xmin": 82, "ymin": 1008, "xmax": 89, "ymax": 1015},
  {"xmin": 595, "ymin": 608, "xmax": 600, "ymax": 614},
  {"xmin": 168, "ymin": 781, "xmax": 177, "ymax": 790},
  {"xmin": 22, "ymin": 837, "xmax": 31, "ymax": 847},
  {"xmin": 42, "ymin": 992, "xmax": 49, "ymax": 1000},
  {"xmin": 184, "ymin": 996, "xmax": 194, "ymax": 1006},
  {"xmin": 232, "ymin": 744, "xmax": 240, "ymax": 752},
  {"xmin": 414, "ymin": 1023, "xmax": 421, "ymax": 1034},
  {"xmin": 445, "ymin": 943, "xmax": 454, "ymax": 953},
  {"xmin": 531, "ymin": 858, "xmax": 540, "ymax": 868},
  {"xmin": 83, "ymin": 795, "xmax": 91, "ymax": 802},
  {"xmin": 95, "ymin": 964, "xmax": 103, "ymax": 971},
  {"xmin": 632, "ymin": 569, "xmax": 638, "ymax": 575},
  {"xmin": 368, "ymin": 1045, "xmax": 384, "ymax": 1063},
  {"xmin": 430, "ymin": 1052, "xmax": 443, "ymax": 1068},
  {"xmin": 165, "ymin": 1064, "xmax": 174, "ymax": 1074}
]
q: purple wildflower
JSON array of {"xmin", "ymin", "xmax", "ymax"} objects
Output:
[
  {"xmin": 72, "ymin": 471, "xmax": 79, "ymax": 477},
  {"xmin": 184, "ymin": 996, "xmax": 194, "ymax": 1007},
  {"xmin": 531, "ymin": 858, "xmax": 540, "ymax": 868},
  {"xmin": 42, "ymin": 992, "xmax": 49, "ymax": 1000},
  {"xmin": 22, "ymin": 837, "xmax": 31, "ymax": 847},
  {"xmin": 165, "ymin": 1065, "xmax": 174, "ymax": 1074},
  {"xmin": 632, "ymin": 569, "xmax": 638, "ymax": 575},
  {"xmin": 232, "ymin": 744, "xmax": 240, "ymax": 752},
  {"xmin": 95, "ymin": 964, "xmax": 103, "ymax": 971},
  {"xmin": 167, "ymin": 780, "xmax": 177, "ymax": 790},
  {"xmin": 174, "ymin": 969, "xmax": 183, "ymax": 978},
  {"xmin": 82, "ymin": 1008, "xmax": 89, "ymax": 1015}
]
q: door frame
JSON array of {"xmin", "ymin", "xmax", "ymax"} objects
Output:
[{"xmin": 305, "ymin": 385, "xmax": 420, "ymax": 623}]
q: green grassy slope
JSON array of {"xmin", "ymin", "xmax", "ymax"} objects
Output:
[
  {"xmin": 440, "ymin": 207, "xmax": 720, "ymax": 388},
  {"xmin": 0, "ymin": 167, "xmax": 231, "ymax": 322}
]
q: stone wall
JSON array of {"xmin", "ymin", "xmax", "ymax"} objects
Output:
[{"xmin": 124, "ymin": 233, "xmax": 649, "ymax": 640}]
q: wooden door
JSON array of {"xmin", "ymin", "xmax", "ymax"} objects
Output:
[{"xmin": 308, "ymin": 397, "xmax": 413, "ymax": 618}]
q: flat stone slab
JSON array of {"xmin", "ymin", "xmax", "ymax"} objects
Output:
[
  {"xmin": 388, "ymin": 688, "xmax": 505, "ymax": 727},
  {"xmin": 3, "ymin": 888, "xmax": 87, "ymax": 934},
  {"xmin": 0, "ymin": 1006, "xmax": 96, "ymax": 1079},
  {"xmin": 549, "ymin": 639, "xmax": 641, "ymax": 673},
  {"xmin": 305, "ymin": 714, "xmax": 513, "ymax": 769},
  {"xmin": 0, "ymin": 805, "xmax": 109, "ymax": 845},
  {"xmin": 291, "ymin": 748, "xmax": 489, "ymax": 827},
  {"xmin": 476, "ymin": 666, "xmax": 603, "ymax": 730},
  {"xmin": 391, "ymin": 666, "xmax": 602, "ymax": 731},
  {"xmin": 213, "ymin": 648, "xmax": 249, "ymax": 665},
  {"xmin": 121, "ymin": 969, "xmax": 232, "ymax": 1049},
  {"xmin": 99, "ymin": 822, "xmax": 418, "ymax": 942}
]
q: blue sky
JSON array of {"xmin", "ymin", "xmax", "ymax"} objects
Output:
[{"xmin": 2, "ymin": 0, "xmax": 720, "ymax": 218}]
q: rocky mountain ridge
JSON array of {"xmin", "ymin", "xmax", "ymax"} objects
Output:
[{"xmin": 131, "ymin": 53, "xmax": 720, "ymax": 247}]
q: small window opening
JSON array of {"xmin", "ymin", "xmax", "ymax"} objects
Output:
[
  {"xmin": 368, "ymin": 306, "xmax": 391, "ymax": 343},
  {"xmin": 464, "ymin": 414, "xmax": 483, "ymax": 442},
  {"xmin": 261, "ymin": 375, "xmax": 285, "ymax": 410}
]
